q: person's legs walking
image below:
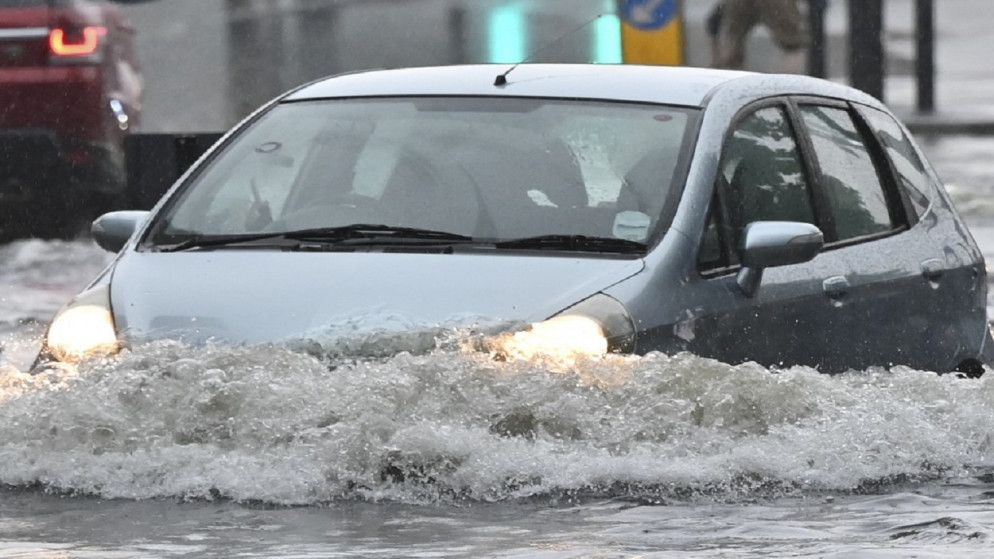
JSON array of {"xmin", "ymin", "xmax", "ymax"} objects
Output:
[
  {"xmin": 759, "ymin": 0, "xmax": 810, "ymax": 73},
  {"xmin": 713, "ymin": 0, "xmax": 757, "ymax": 69}
]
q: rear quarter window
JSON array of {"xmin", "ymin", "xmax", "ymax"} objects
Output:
[{"xmin": 857, "ymin": 106, "xmax": 933, "ymax": 218}]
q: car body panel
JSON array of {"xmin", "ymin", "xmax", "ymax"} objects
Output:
[
  {"xmin": 615, "ymin": 225, "xmax": 979, "ymax": 373},
  {"xmin": 39, "ymin": 64, "xmax": 993, "ymax": 375},
  {"xmin": 286, "ymin": 64, "xmax": 752, "ymax": 107},
  {"xmin": 109, "ymin": 251, "xmax": 645, "ymax": 345},
  {"xmin": 594, "ymin": 67, "xmax": 987, "ymax": 373},
  {"xmin": 624, "ymin": 125, "xmax": 985, "ymax": 372}
]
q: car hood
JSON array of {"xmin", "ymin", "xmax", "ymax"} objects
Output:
[{"xmin": 109, "ymin": 250, "xmax": 644, "ymax": 346}]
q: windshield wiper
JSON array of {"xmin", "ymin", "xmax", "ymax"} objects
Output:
[
  {"xmin": 154, "ymin": 224, "xmax": 475, "ymax": 252},
  {"xmin": 494, "ymin": 234, "xmax": 646, "ymax": 253},
  {"xmin": 154, "ymin": 232, "xmax": 288, "ymax": 252},
  {"xmin": 284, "ymin": 224, "xmax": 473, "ymax": 244}
]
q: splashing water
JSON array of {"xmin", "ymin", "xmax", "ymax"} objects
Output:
[{"xmin": 0, "ymin": 339, "xmax": 991, "ymax": 506}]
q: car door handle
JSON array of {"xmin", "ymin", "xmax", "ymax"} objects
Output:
[
  {"xmin": 921, "ymin": 258, "xmax": 944, "ymax": 280},
  {"xmin": 823, "ymin": 276, "xmax": 850, "ymax": 300}
]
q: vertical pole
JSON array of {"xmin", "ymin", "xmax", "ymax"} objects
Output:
[
  {"xmin": 293, "ymin": 2, "xmax": 341, "ymax": 79},
  {"xmin": 448, "ymin": 6, "xmax": 467, "ymax": 64},
  {"xmin": 847, "ymin": 0, "xmax": 884, "ymax": 100},
  {"xmin": 808, "ymin": 0, "xmax": 827, "ymax": 78},
  {"xmin": 226, "ymin": 0, "xmax": 285, "ymax": 123},
  {"xmin": 916, "ymin": 0, "xmax": 935, "ymax": 113}
]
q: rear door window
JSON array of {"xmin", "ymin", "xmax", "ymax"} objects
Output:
[{"xmin": 799, "ymin": 105, "xmax": 896, "ymax": 241}]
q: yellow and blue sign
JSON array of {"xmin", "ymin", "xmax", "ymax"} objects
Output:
[{"xmin": 620, "ymin": 0, "xmax": 684, "ymax": 65}]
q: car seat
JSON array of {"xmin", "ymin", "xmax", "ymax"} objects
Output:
[
  {"xmin": 469, "ymin": 137, "xmax": 588, "ymax": 238},
  {"xmin": 729, "ymin": 154, "xmax": 814, "ymax": 229},
  {"xmin": 378, "ymin": 152, "xmax": 481, "ymax": 236}
]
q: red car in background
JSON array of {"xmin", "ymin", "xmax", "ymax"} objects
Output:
[{"xmin": 0, "ymin": 0, "xmax": 144, "ymax": 240}]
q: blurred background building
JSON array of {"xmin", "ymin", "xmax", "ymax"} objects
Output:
[{"xmin": 123, "ymin": 0, "xmax": 982, "ymax": 134}]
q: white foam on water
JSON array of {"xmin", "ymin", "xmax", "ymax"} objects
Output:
[
  {"xmin": 0, "ymin": 341, "xmax": 990, "ymax": 506},
  {"xmin": 1, "ymin": 223, "xmax": 993, "ymax": 510}
]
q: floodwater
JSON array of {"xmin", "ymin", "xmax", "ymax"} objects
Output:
[{"xmin": 1, "ymin": 138, "xmax": 994, "ymax": 557}]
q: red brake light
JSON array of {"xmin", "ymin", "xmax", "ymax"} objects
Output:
[{"xmin": 49, "ymin": 26, "xmax": 106, "ymax": 57}]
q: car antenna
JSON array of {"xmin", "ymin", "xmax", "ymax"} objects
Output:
[{"xmin": 494, "ymin": 13, "xmax": 606, "ymax": 87}]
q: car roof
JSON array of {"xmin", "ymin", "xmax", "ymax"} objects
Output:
[{"xmin": 283, "ymin": 64, "xmax": 882, "ymax": 109}]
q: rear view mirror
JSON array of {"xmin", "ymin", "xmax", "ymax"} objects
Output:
[
  {"xmin": 736, "ymin": 221, "xmax": 824, "ymax": 297},
  {"xmin": 91, "ymin": 211, "xmax": 150, "ymax": 253}
]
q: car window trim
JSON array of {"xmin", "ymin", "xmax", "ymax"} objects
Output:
[
  {"xmin": 696, "ymin": 193, "xmax": 726, "ymax": 274},
  {"xmin": 646, "ymin": 106, "xmax": 706, "ymax": 250},
  {"xmin": 783, "ymin": 97, "xmax": 839, "ymax": 241}
]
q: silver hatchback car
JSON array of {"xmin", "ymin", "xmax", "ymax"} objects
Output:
[{"xmin": 38, "ymin": 64, "xmax": 994, "ymax": 375}]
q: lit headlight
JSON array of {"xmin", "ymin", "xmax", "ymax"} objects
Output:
[
  {"xmin": 496, "ymin": 314, "xmax": 608, "ymax": 360},
  {"xmin": 44, "ymin": 284, "xmax": 119, "ymax": 363},
  {"xmin": 488, "ymin": 294, "xmax": 635, "ymax": 361}
]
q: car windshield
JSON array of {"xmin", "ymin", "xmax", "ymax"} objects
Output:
[{"xmin": 147, "ymin": 97, "xmax": 696, "ymax": 248}]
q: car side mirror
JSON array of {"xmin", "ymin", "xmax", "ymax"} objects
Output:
[
  {"xmin": 736, "ymin": 221, "xmax": 824, "ymax": 298},
  {"xmin": 91, "ymin": 210, "xmax": 150, "ymax": 253}
]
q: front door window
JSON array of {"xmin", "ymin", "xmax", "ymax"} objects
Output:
[{"xmin": 706, "ymin": 104, "xmax": 815, "ymax": 268}]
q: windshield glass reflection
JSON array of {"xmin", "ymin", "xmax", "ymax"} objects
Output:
[{"xmin": 149, "ymin": 97, "xmax": 695, "ymax": 247}]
